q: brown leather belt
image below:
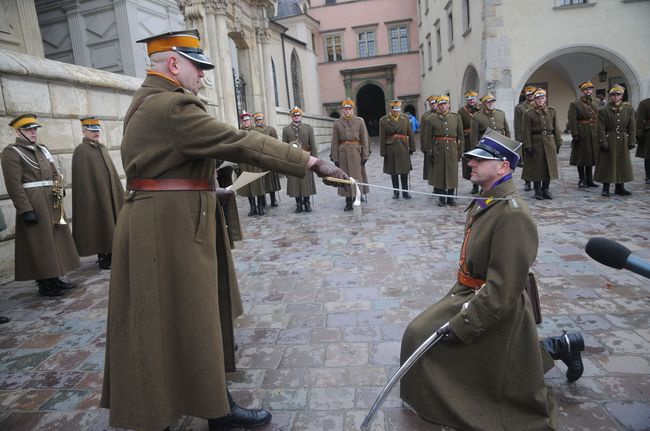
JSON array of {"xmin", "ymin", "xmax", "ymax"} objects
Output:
[
  {"xmin": 127, "ymin": 178, "xmax": 215, "ymax": 191},
  {"xmin": 577, "ymin": 120, "xmax": 595, "ymax": 125},
  {"xmin": 392, "ymin": 134, "xmax": 408, "ymax": 140},
  {"xmin": 434, "ymin": 136, "xmax": 457, "ymax": 142},
  {"xmin": 458, "ymin": 270, "xmax": 485, "ymax": 290},
  {"xmin": 342, "ymin": 140, "xmax": 361, "ymax": 145}
]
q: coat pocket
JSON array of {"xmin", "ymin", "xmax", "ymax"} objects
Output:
[{"xmin": 193, "ymin": 192, "xmax": 209, "ymax": 244}]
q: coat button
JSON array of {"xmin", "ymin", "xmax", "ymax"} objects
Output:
[{"xmin": 463, "ymin": 318, "xmax": 470, "ymax": 325}]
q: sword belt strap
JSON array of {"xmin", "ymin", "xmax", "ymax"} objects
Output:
[
  {"xmin": 22, "ymin": 180, "xmax": 54, "ymax": 189},
  {"xmin": 127, "ymin": 178, "xmax": 215, "ymax": 191}
]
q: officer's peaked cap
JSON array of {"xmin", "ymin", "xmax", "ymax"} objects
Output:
[
  {"xmin": 137, "ymin": 29, "xmax": 214, "ymax": 70},
  {"xmin": 9, "ymin": 113, "xmax": 41, "ymax": 130},
  {"xmin": 463, "ymin": 129, "xmax": 521, "ymax": 171}
]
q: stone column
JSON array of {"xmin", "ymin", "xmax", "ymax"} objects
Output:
[
  {"xmin": 258, "ymin": 28, "xmax": 277, "ymax": 128},
  {"xmin": 16, "ymin": 0, "xmax": 44, "ymax": 57},
  {"xmin": 63, "ymin": 3, "xmax": 91, "ymax": 67},
  {"xmin": 211, "ymin": 5, "xmax": 237, "ymax": 126},
  {"xmin": 114, "ymin": 0, "xmax": 140, "ymax": 77}
]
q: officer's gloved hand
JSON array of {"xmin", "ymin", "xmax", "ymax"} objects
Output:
[
  {"xmin": 310, "ymin": 159, "xmax": 349, "ymax": 187},
  {"xmin": 525, "ymin": 147, "xmax": 534, "ymax": 156},
  {"xmin": 22, "ymin": 211, "xmax": 38, "ymax": 225},
  {"xmin": 600, "ymin": 144, "xmax": 610, "ymax": 152},
  {"xmin": 442, "ymin": 326, "xmax": 461, "ymax": 345},
  {"xmin": 215, "ymin": 188, "xmax": 234, "ymax": 205}
]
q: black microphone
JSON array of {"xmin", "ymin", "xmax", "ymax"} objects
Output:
[{"xmin": 585, "ymin": 237, "xmax": 650, "ymax": 279}]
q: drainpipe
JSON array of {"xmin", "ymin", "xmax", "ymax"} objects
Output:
[{"xmin": 281, "ymin": 31, "xmax": 291, "ymax": 108}]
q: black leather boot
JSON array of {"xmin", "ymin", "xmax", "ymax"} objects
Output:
[
  {"xmin": 37, "ymin": 279, "xmax": 64, "ymax": 297},
  {"xmin": 344, "ymin": 197, "xmax": 353, "ymax": 212},
  {"xmin": 294, "ymin": 197, "xmax": 303, "ymax": 213},
  {"xmin": 435, "ymin": 188, "xmax": 446, "ymax": 207},
  {"xmin": 585, "ymin": 167, "xmax": 598, "ymax": 187},
  {"xmin": 577, "ymin": 166, "xmax": 586, "ymax": 188},
  {"xmin": 391, "ymin": 175, "xmax": 400, "ymax": 199},
  {"xmin": 534, "ymin": 182, "xmax": 543, "ymax": 200},
  {"xmin": 50, "ymin": 278, "xmax": 76, "ymax": 290},
  {"xmin": 540, "ymin": 332, "xmax": 585, "ymax": 382},
  {"xmin": 471, "ymin": 184, "xmax": 479, "ymax": 194},
  {"xmin": 97, "ymin": 253, "xmax": 111, "ymax": 270},
  {"xmin": 303, "ymin": 196, "xmax": 312, "ymax": 212},
  {"xmin": 256, "ymin": 197, "xmax": 265, "ymax": 216},
  {"xmin": 614, "ymin": 183, "xmax": 631, "ymax": 196},
  {"xmin": 208, "ymin": 390, "xmax": 272, "ymax": 430},
  {"xmin": 260, "ymin": 195, "xmax": 267, "ymax": 208},
  {"xmin": 542, "ymin": 181, "xmax": 552, "ymax": 199},
  {"xmin": 400, "ymin": 174, "xmax": 411, "ymax": 199},
  {"xmin": 446, "ymin": 189, "xmax": 457, "ymax": 206},
  {"xmin": 524, "ymin": 181, "xmax": 531, "ymax": 191},
  {"xmin": 247, "ymin": 197, "xmax": 257, "ymax": 216},
  {"xmin": 269, "ymin": 192, "xmax": 278, "ymax": 207},
  {"xmin": 602, "ymin": 183, "xmax": 610, "ymax": 197},
  {"xmin": 0, "ymin": 316, "xmax": 9, "ymax": 324}
]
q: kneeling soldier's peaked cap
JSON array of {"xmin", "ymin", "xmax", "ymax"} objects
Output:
[
  {"xmin": 9, "ymin": 113, "xmax": 41, "ymax": 129},
  {"xmin": 463, "ymin": 128, "xmax": 522, "ymax": 171},
  {"xmin": 80, "ymin": 117, "xmax": 101, "ymax": 131},
  {"xmin": 137, "ymin": 29, "xmax": 214, "ymax": 70}
]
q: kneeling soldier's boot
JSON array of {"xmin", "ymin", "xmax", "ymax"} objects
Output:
[
  {"xmin": 208, "ymin": 390, "xmax": 272, "ymax": 430},
  {"xmin": 541, "ymin": 331, "xmax": 585, "ymax": 382},
  {"xmin": 344, "ymin": 197, "xmax": 353, "ymax": 212},
  {"xmin": 294, "ymin": 197, "xmax": 303, "ymax": 213},
  {"xmin": 534, "ymin": 182, "xmax": 544, "ymax": 200},
  {"xmin": 247, "ymin": 197, "xmax": 257, "ymax": 216},
  {"xmin": 303, "ymin": 196, "xmax": 312, "ymax": 212},
  {"xmin": 256, "ymin": 196, "xmax": 265, "ymax": 216}
]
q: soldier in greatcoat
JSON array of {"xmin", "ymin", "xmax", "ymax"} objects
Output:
[
  {"xmin": 595, "ymin": 85, "xmax": 636, "ymax": 196},
  {"xmin": 1, "ymin": 114, "xmax": 80, "ymax": 297},
  {"xmin": 515, "ymin": 85, "xmax": 537, "ymax": 191},
  {"xmin": 330, "ymin": 99, "xmax": 370, "ymax": 211},
  {"xmin": 282, "ymin": 107, "xmax": 318, "ymax": 213},
  {"xmin": 253, "ymin": 112, "xmax": 282, "ymax": 207},
  {"xmin": 458, "ymin": 90, "xmax": 481, "ymax": 193},
  {"xmin": 379, "ymin": 100, "xmax": 415, "ymax": 199},
  {"xmin": 423, "ymin": 95, "xmax": 464, "ymax": 206},
  {"xmin": 635, "ymin": 98, "xmax": 650, "ymax": 184},
  {"xmin": 71, "ymin": 117, "xmax": 124, "ymax": 269},
  {"xmin": 522, "ymin": 89, "xmax": 562, "ymax": 200},
  {"xmin": 420, "ymin": 96, "xmax": 438, "ymax": 181},
  {"xmin": 400, "ymin": 129, "xmax": 585, "ymax": 431},
  {"xmin": 568, "ymin": 81, "xmax": 600, "ymax": 188},
  {"xmin": 99, "ymin": 30, "xmax": 348, "ymax": 431},
  {"xmin": 236, "ymin": 112, "xmax": 267, "ymax": 216}
]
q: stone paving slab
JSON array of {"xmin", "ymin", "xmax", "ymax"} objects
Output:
[{"xmin": 0, "ymin": 139, "xmax": 649, "ymax": 430}]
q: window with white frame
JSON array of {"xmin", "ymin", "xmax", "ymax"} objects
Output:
[
  {"xmin": 357, "ymin": 30, "xmax": 376, "ymax": 58},
  {"xmin": 323, "ymin": 33, "xmax": 343, "ymax": 62},
  {"xmin": 389, "ymin": 25, "xmax": 409, "ymax": 54}
]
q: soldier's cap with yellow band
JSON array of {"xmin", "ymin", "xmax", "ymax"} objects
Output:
[
  {"xmin": 136, "ymin": 29, "xmax": 214, "ymax": 70},
  {"xmin": 239, "ymin": 111, "xmax": 252, "ymax": 121},
  {"xmin": 389, "ymin": 100, "xmax": 402, "ymax": 111},
  {"xmin": 465, "ymin": 90, "xmax": 478, "ymax": 100},
  {"xmin": 480, "ymin": 94, "xmax": 496, "ymax": 104},
  {"xmin": 533, "ymin": 88, "xmax": 547, "ymax": 98},
  {"xmin": 437, "ymin": 95, "xmax": 450, "ymax": 105},
  {"xmin": 253, "ymin": 112, "xmax": 265, "ymax": 120},
  {"xmin": 80, "ymin": 116, "xmax": 102, "ymax": 131},
  {"xmin": 290, "ymin": 106, "xmax": 303, "ymax": 116},
  {"xmin": 428, "ymin": 96, "xmax": 439, "ymax": 105},
  {"xmin": 609, "ymin": 84, "xmax": 625, "ymax": 95},
  {"xmin": 579, "ymin": 81, "xmax": 594, "ymax": 90},
  {"xmin": 341, "ymin": 99, "xmax": 355, "ymax": 108},
  {"xmin": 524, "ymin": 86, "xmax": 537, "ymax": 95},
  {"xmin": 463, "ymin": 129, "xmax": 521, "ymax": 171},
  {"xmin": 9, "ymin": 113, "xmax": 42, "ymax": 130}
]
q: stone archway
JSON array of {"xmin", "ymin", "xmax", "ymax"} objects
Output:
[
  {"xmin": 461, "ymin": 65, "xmax": 480, "ymax": 95},
  {"xmin": 356, "ymin": 83, "xmax": 386, "ymax": 137}
]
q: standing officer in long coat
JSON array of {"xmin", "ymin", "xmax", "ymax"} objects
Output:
[
  {"xmin": 400, "ymin": 129, "xmax": 584, "ymax": 431},
  {"xmin": 71, "ymin": 117, "xmax": 124, "ymax": 269},
  {"xmin": 515, "ymin": 85, "xmax": 537, "ymax": 191},
  {"xmin": 99, "ymin": 30, "xmax": 348, "ymax": 431},
  {"xmin": 522, "ymin": 89, "xmax": 562, "ymax": 200},
  {"xmin": 595, "ymin": 85, "xmax": 636, "ymax": 196},
  {"xmin": 568, "ymin": 81, "xmax": 600, "ymax": 188},
  {"xmin": 420, "ymin": 96, "xmax": 438, "ymax": 182},
  {"xmin": 330, "ymin": 99, "xmax": 370, "ymax": 211},
  {"xmin": 236, "ymin": 112, "xmax": 267, "ymax": 216},
  {"xmin": 253, "ymin": 112, "xmax": 282, "ymax": 208},
  {"xmin": 458, "ymin": 90, "xmax": 481, "ymax": 193},
  {"xmin": 380, "ymin": 100, "xmax": 415, "ymax": 199},
  {"xmin": 282, "ymin": 107, "xmax": 318, "ymax": 213},
  {"xmin": 635, "ymin": 97, "xmax": 650, "ymax": 184},
  {"xmin": 423, "ymin": 96, "xmax": 464, "ymax": 206},
  {"xmin": 2, "ymin": 114, "xmax": 80, "ymax": 297}
]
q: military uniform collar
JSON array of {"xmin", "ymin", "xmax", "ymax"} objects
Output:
[
  {"xmin": 82, "ymin": 137, "xmax": 104, "ymax": 147},
  {"xmin": 14, "ymin": 136, "xmax": 37, "ymax": 149},
  {"xmin": 143, "ymin": 71, "xmax": 184, "ymax": 93},
  {"xmin": 465, "ymin": 177, "xmax": 515, "ymax": 217}
]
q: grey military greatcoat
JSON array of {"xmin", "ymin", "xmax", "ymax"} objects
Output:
[
  {"xmin": 521, "ymin": 106, "xmax": 562, "ymax": 182},
  {"xmin": 379, "ymin": 113, "xmax": 415, "ymax": 175},
  {"xmin": 282, "ymin": 121, "xmax": 318, "ymax": 197},
  {"xmin": 423, "ymin": 112, "xmax": 464, "ymax": 189},
  {"xmin": 330, "ymin": 116, "xmax": 370, "ymax": 196},
  {"xmin": 568, "ymin": 96, "xmax": 599, "ymax": 167},
  {"xmin": 594, "ymin": 102, "xmax": 636, "ymax": 184}
]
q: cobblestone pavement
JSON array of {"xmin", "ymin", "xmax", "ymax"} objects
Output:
[{"xmin": 1, "ymin": 137, "xmax": 649, "ymax": 431}]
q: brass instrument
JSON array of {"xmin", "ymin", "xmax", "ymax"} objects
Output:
[{"xmin": 52, "ymin": 174, "xmax": 67, "ymax": 225}]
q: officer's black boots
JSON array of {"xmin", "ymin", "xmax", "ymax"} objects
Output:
[
  {"xmin": 51, "ymin": 278, "xmax": 76, "ymax": 290},
  {"xmin": 602, "ymin": 183, "xmax": 610, "ymax": 197},
  {"xmin": 294, "ymin": 197, "xmax": 303, "ymax": 213},
  {"xmin": 256, "ymin": 196, "xmax": 265, "ymax": 216},
  {"xmin": 303, "ymin": 196, "xmax": 312, "ymax": 212},
  {"xmin": 584, "ymin": 167, "xmax": 598, "ymax": 187},
  {"xmin": 524, "ymin": 181, "xmax": 532, "ymax": 191},
  {"xmin": 533, "ymin": 182, "xmax": 544, "ymax": 200},
  {"xmin": 541, "ymin": 180, "xmax": 552, "ymax": 199},
  {"xmin": 645, "ymin": 160, "xmax": 650, "ymax": 184},
  {"xmin": 208, "ymin": 389, "xmax": 272, "ymax": 430},
  {"xmin": 247, "ymin": 197, "xmax": 257, "ymax": 216},
  {"xmin": 400, "ymin": 174, "xmax": 411, "ymax": 199},
  {"xmin": 344, "ymin": 197, "xmax": 353, "ymax": 212},
  {"xmin": 0, "ymin": 316, "xmax": 9, "ymax": 324},
  {"xmin": 446, "ymin": 189, "xmax": 457, "ymax": 206},
  {"xmin": 614, "ymin": 183, "xmax": 631, "ymax": 196},
  {"xmin": 471, "ymin": 184, "xmax": 479, "ymax": 195},
  {"xmin": 97, "ymin": 253, "xmax": 111, "ymax": 270},
  {"xmin": 435, "ymin": 188, "xmax": 446, "ymax": 207},
  {"xmin": 269, "ymin": 192, "xmax": 278, "ymax": 207},
  {"xmin": 577, "ymin": 166, "xmax": 586, "ymax": 188},
  {"xmin": 391, "ymin": 175, "xmax": 400, "ymax": 199},
  {"xmin": 37, "ymin": 279, "xmax": 64, "ymax": 297},
  {"xmin": 541, "ymin": 332, "xmax": 585, "ymax": 382}
]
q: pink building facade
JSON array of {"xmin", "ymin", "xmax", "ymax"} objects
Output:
[{"xmin": 309, "ymin": 0, "xmax": 421, "ymax": 135}]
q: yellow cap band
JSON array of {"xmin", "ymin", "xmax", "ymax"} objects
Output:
[
  {"xmin": 81, "ymin": 118, "xmax": 101, "ymax": 126},
  {"xmin": 146, "ymin": 35, "xmax": 201, "ymax": 56},
  {"xmin": 12, "ymin": 116, "xmax": 39, "ymax": 129}
]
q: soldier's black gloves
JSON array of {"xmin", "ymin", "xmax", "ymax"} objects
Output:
[
  {"xmin": 215, "ymin": 188, "xmax": 234, "ymax": 205},
  {"xmin": 310, "ymin": 159, "xmax": 349, "ymax": 187},
  {"xmin": 571, "ymin": 136, "xmax": 580, "ymax": 146},
  {"xmin": 600, "ymin": 144, "xmax": 610, "ymax": 152},
  {"xmin": 441, "ymin": 327, "xmax": 461, "ymax": 345},
  {"xmin": 525, "ymin": 147, "xmax": 534, "ymax": 156},
  {"xmin": 22, "ymin": 211, "xmax": 38, "ymax": 225}
]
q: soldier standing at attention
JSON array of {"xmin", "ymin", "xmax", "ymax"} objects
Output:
[
  {"xmin": 99, "ymin": 30, "xmax": 348, "ymax": 431},
  {"xmin": 2, "ymin": 114, "xmax": 80, "ymax": 297},
  {"xmin": 283, "ymin": 107, "xmax": 318, "ymax": 213},
  {"xmin": 253, "ymin": 112, "xmax": 282, "ymax": 208},
  {"xmin": 379, "ymin": 100, "xmax": 415, "ymax": 199},
  {"xmin": 237, "ymin": 111, "xmax": 267, "ymax": 216},
  {"xmin": 420, "ymin": 96, "xmax": 438, "ymax": 182},
  {"xmin": 71, "ymin": 117, "xmax": 124, "ymax": 270},
  {"xmin": 423, "ymin": 95, "xmax": 464, "ymax": 206},
  {"xmin": 635, "ymin": 97, "xmax": 650, "ymax": 184},
  {"xmin": 459, "ymin": 90, "xmax": 481, "ymax": 194},
  {"xmin": 568, "ymin": 81, "xmax": 600, "ymax": 189},
  {"xmin": 330, "ymin": 99, "xmax": 370, "ymax": 211},
  {"xmin": 515, "ymin": 86, "xmax": 537, "ymax": 191},
  {"xmin": 595, "ymin": 85, "xmax": 636, "ymax": 196},
  {"xmin": 522, "ymin": 89, "xmax": 562, "ymax": 200}
]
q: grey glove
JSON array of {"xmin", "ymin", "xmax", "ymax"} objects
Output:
[{"xmin": 22, "ymin": 210, "xmax": 38, "ymax": 225}]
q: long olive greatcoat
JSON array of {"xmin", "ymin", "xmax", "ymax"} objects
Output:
[
  {"xmin": 282, "ymin": 121, "xmax": 318, "ymax": 197},
  {"xmin": 595, "ymin": 102, "xmax": 636, "ymax": 184},
  {"xmin": 521, "ymin": 106, "xmax": 562, "ymax": 182},
  {"xmin": 514, "ymin": 100, "xmax": 533, "ymax": 170},
  {"xmin": 420, "ymin": 109, "xmax": 436, "ymax": 180},
  {"xmin": 100, "ymin": 74, "xmax": 310, "ymax": 431},
  {"xmin": 459, "ymin": 104, "xmax": 480, "ymax": 180},
  {"xmin": 379, "ymin": 113, "xmax": 415, "ymax": 175},
  {"xmin": 401, "ymin": 178, "xmax": 557, "ymax": 431},
  {"xmin": 635, "ymin": 98, "xmax": 650, "ymax": 159},
  {"xmin": 254, "ymin": 125, "xmax": 282, "ymax": 193},
  {"xmin": 330, "ymin": 115, "xmax": 370, "ymax": 196},
  {"xmin": 567, "ymin": 96, "xmax": 599, "ymax": 167},
  {"xmin": 423, "ymin": 111, "xmax": 464, "ymax": 188},
  {"xmin": 71, "ymin": 137, "xmax": 124, "ymax": 256},
  {"xmin": 1, "ymin": 138, "xmax": 80, "ymax": 280},
  {"xmin": 236, "ymin": 125, "xmax": 266, "ymax": 198}
]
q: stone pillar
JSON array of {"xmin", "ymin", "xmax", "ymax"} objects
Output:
[
  {"xmin": 259, "ymin": 29, "xmax": 277, "ymax": 128},
  {"xmin": 212, "ymin": 7, "xmax": 237, "ymax": 126},
  {"xmin": 114, "ymin": 0, "xmax": 140, "ymax": 77},
  {"xmin": 63, "ymin": 3, "xmax": 91, "ymax": 67},
  {"xmin": 16, "ymin": 0, "xmax": 45, "ymax": 57}
]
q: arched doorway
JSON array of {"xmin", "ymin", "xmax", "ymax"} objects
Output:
[
  {"xmin": 356, "ymin": 83, "xmax": 386, "ymax": 136},
  {"xmin": 461, "ymin": 65, "xmax": 480, "ymax": 95}
]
